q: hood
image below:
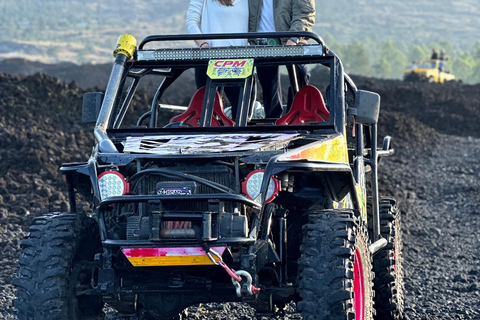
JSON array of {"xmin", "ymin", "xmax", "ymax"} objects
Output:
[{"xmin": 123, "ymin": 133, "xmax": 299, "ymax": 154}]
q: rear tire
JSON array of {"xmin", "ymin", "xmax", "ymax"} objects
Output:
[
  {"xmin": 13, "ymin": 212, "xmax": 104, "ymax": 320},
  {"xmin": 368, "ymin": 198, "xmax": 404, "ymax": 320},
  {"xmin": 297, "ymin": 210, "xmax": 374, "ymax": 320}
]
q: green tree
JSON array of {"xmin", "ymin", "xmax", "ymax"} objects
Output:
[
  {"xmin": 372, "ymin": 57, "xmax": 391, "ymax": 79},
  {"xmin": 376, "ymin": 39, "xmax": 407, "ymax": 79},
  {"xmin": 472, "ymin": 40, "xmax": 480, "ymax": 60},
  {"xmin": 342, "ymin": 40, "xmax": 371, "ymax": 76},
  {"xmin": 452, "ymin": 52, "xmax": 475, "ymax": 82},
  {"xmin": 470, "ymin": 40, "xmax": 480, "ymax": 84},
  {"xmin": 407, "ymin": 45, "xmax": 427, "ymax": 63},
  {"xmin": 469, "ymin": 63, "xmax": 480, "ymax": 84},
  {"xmin": 322, "ymin": 33, "xmax": 343, "ymax": 57}
]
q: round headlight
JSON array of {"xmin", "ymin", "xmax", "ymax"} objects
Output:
[
  {"xmin": 242, "ymin": 169, "xmax": 280, "ymax": 203},
  {"xmin": 98, "ymin": 170, "xmax": 129, "ymax": 200}
]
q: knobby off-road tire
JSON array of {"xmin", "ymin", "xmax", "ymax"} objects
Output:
[
  {"xmin": 297, "ymin": 210, "xmax": 374, "ymax": 320},
  {"xmin": 13, "ymin": 212, "xmax": 104, "ymax": 320},
  {"xmin": 368, "ymin": 198, "xmax": 404, "ymax": 320}
]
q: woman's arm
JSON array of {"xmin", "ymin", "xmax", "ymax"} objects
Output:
[{"xmin": 186, "ymin": 0, "xmax": 208, "ymax": 46}]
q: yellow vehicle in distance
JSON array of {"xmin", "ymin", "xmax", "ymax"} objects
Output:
[{"xmin": 403, "ymin": 59, "xmax": 456, "ymax": 83}]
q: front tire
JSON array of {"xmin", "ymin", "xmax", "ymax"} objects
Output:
[
  {"xmin": 297, "ymin": 210, "xmax": 374, "ymax": 320},
  {"xmin": 13, "ymin": 212, "xmax": 104, "ymax": 320}
]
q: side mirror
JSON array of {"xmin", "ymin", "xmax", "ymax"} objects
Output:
[
  {"xmin": 82, "ymin": 92, "xmax": 104, "ymax": 123},
  {"xmin": 348, "ymin": 90, "xmax": 380, "ymax": 125}
]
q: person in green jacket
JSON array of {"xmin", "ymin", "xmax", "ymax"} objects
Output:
[{"xmin": 248, "ymin": 0, "xmax": 315, "ymax": 118}]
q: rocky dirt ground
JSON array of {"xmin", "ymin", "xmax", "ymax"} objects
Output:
[{"xmin": 0, "ymin": 61, "xmax": 479, "ymax": 319}]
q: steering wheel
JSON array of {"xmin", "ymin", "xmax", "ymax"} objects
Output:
[{"xmin": 163, "ymin": 122, "xmax": 194, "ymax": 128}]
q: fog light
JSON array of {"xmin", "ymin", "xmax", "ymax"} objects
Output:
[
  {"xmin": 98, "ymin": 170, "xmax": 129, "ymax": 200},
  {"xmin": 242, "ymin": 169, "xmax": 280, "ymax": 203}
]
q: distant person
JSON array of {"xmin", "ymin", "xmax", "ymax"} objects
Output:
[
  {"xmin": 410, "ymin": 61, "xmax": 417, "ymax": 70},
  {"xmin": 439, "ymin": 49, "xmax": 447, "ymax": 61},
  {"xmin": 186, "ymin": 0, "xmax": 249, "ymax": 116},
  {"xmin": 431, "ymin": 48, "xmax": 438, "ymax": 60},
  {"xmin": 248, "ymin": 0, "xmax": 315, "ymax": 118},
  {"xmin": 438, "ymin": 49, "xmax": 448, "ymax": 72}
]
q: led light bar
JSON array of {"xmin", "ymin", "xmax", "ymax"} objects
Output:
[{"xmin": 137, "ymin": 45, "xmax": 324, "ymax": 62}]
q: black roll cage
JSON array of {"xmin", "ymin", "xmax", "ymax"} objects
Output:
[{"xmin": 105, "ymin": 32, "xmax": 356, "ymax": 137}]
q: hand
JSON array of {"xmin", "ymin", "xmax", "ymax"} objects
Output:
[
  {"xmin": 196, "ymin": 40, "xmax": 209, "ymax": 48},
  {"xmin": 286, "ymin": 39, "xmax": 297, "ymax": 46}
]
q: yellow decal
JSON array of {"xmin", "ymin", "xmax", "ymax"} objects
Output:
[
  {"xmin": 122, "ymin": 247, "xmax": 226, "ymax": 267},
  {"xmin": 356, "ymin": 185, "xmax": 367, "ymax": 221},
  {"xmin": 287, "ymin": 136, "xmax": 348, "ymax": 163},
  {"xmin": 207, "ymin": 59, "xmax": 254, "ymax": 79},
  {"xmin": 126, "ymin": 255, "xmax": 215, "ymax": 267}
]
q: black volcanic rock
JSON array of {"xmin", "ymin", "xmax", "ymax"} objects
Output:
[{"xmin": 0, "ymin": 60, "xmax": 479, "ymax": 319}]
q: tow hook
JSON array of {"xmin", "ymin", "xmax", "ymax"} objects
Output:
[
  {"xmin": 207, "ymin": 248, "xmax": 261, "ymax": 297},
  {"xmin": 230, "ymin": 270, "xmax": 261, "ymax": 297}
]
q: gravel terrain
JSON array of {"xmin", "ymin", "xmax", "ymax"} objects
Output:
[{"xmin": 0, "ymin": 62, "xmax": 479, "ymax": 319}]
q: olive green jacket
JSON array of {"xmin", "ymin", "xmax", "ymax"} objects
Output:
[{"xmin": 248, "ymin": 0, "xmax": 315, "ymax": 40}]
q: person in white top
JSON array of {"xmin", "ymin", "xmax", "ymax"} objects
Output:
[
  {"xmin": 186, "ymin": 0, "xmax": 249, "ymax": 117},
  {"xmin": 186, "ymin": 0, "xmax": 248, "ymax": 48}
]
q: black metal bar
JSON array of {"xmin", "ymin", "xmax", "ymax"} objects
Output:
[
  {"xmin": 200, "ymin": 79, "xmax": 216, "ymax": 127},
  {"xmin": 279, "ymin": 216, "xmax": 287, "ymax": 283},
  {"xmin": 202, "ymin": 212, "xmax": 213, "ymax": 240},
  {"xmin": 102, "ymin": 238, "xmax": 256, "ymax": 247},
  {"xmin": 99, "ymin": 194, "xmax": 261, "ymax": 209},
  {"xmin": 286, "ymin": 64, "xmax": 299, "ymax": 97},
  {"xmin": 370, "ymin": 124, "xmax": 381, "ymax": 241},
  {"xmin": 234, "ymin": 157, "xmax": 240, "ymax": 194},
  {"xmin": 150, "ymin": 69, "xmax": 186, "ymax": 128},
  {"xmin": 106, "ymin": 126, "xmax": 332, "ymax": 139},
  {"xmin": 114, "ymin": 77, "xmax": 139, "ymax": 128},
  {"xmin": 139, "ymin": 32, "xmax": 326, "ymax": 50},
  {"xmin": 235, "ymin": 76, "xmax": 254, "ymax": 127},
  {"xmin": 332, "ymin": 56, "xmax": 346, "ymax": 136},
  {"xmin": 65, "ymin": 173, "xmax": 77, "ymax": 213},
  {"xmin": 157, "ymin": 212, "xmax": 204, "ymax": 220}
]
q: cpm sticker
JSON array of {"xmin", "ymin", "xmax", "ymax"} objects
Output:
[{"xmin": 207, "ymin": 59, "xmax": 254, "ymax": 79}]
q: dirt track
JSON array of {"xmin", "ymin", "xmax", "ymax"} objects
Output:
[{"xmin": 0, "ymin": 63, "xmax": 479, "ymax": 319}]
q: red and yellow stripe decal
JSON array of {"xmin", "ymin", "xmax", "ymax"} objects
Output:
[
  {"xmin": 280, "ymin": 135, "xmax": 348, "ymax": 163},
  {"xmin": 122, "ymin": 246, "xmax": 226, "ymax": 267}
]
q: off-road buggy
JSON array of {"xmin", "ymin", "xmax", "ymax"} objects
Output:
[
  {"xmin": 402, "ymin": 59, "xmax": 455, "ymax": 83},
  {"xmin": 13, "ymin": 32, "xmax": 403, "ymax": 320}
]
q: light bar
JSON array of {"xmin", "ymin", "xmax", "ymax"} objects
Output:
[{"xmin": 137, "ymin": 45, "xmax": 324, "ymax": 62}]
